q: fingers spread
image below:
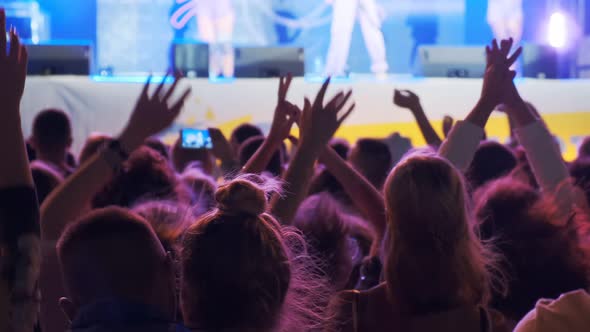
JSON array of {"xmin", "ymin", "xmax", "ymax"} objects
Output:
[{"xmin": 313, "ymin": 77, "xmax": 331, "ymax": 109}]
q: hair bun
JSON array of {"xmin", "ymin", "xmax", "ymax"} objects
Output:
[{"xmin": 215, "ymin": 178, "xmax": 268, "ymax": 216}]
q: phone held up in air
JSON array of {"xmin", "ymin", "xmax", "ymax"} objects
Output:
[{"xmin": 180, "ymin": 128, "xmax": 213, "ymax": 149}]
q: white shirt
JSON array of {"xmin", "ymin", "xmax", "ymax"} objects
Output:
[{"xmin": 515, "ymin": 290, "xmax": 590, "ymax": 332}]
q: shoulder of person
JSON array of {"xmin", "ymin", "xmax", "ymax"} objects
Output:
[{"xmin": 514, "ymin": 289, "xmax": 590, "ymax": 332}]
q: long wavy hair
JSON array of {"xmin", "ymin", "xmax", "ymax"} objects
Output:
[{"xmin": 382, "ymin": 152, "xmax": 501, "ymax": 315}]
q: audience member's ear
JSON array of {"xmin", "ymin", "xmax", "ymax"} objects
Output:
[{"xmin": 58, "ymin": 297, "xmax": 77, "ymax": 323}]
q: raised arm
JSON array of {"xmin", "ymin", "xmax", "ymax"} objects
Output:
[
  {"xmin": 501, "ymin": 71, "xmax": 589, "ymax": 214},
  {"xmin": 40, "ymin": 75, "xmax": 190, "ymax": 242},
  {"xmin": 319, "ymin": 147, "xmax": 386, "ymax": 248},
  {"xmin": 0, "ymin": 10, "xmax": 40, "ymax": 332},
  {"xmin": 440, "ymin": 39, "xmax": 522, "ymax": 171},
  {"xmin": 271, "ymin": 79, "xmax": 355, "ymax": 225},
  {"xmin": 393, "ymin": 89, "xmax": 442, "ymax": 148},
  {"xmin": 242, "ymin": 74, "xmax": 299, "ymax": 174}
]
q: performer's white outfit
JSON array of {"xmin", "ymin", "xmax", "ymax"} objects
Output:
[
  {"xmin": 324, "ymin": 0, "xmax": 388, "ymax": 76},
  {"xmin": 487, "ymin": 0, "xmax": 524, "ymax": 44},
  {"xmin": 195, "ymin": 0, "xmax": 235, "ymax": 77}
]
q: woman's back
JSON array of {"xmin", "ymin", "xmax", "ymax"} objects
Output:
[{"xmin": 329, "ymin": 283, "xmax": 510, "ymax": 332}]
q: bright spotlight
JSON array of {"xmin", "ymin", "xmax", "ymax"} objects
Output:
[{"xmin": 548, "ymin": 12, "xmax": 567, "ymax": 48}]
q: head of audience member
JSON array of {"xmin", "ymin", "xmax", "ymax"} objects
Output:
[
  {"xmin": 133, "ymin": 201, "xmax": 194, "ymax": 253},
  {"xmin": 56, "ymin": 207, "xmax": 176, "ymax": 324},
  {"xmin": 475, "ymin": 178, "xmax": 590, "ymax": 322},
  {"xmin": 180, "ymin": 167, "xmax": 217, "ymax": 214},
  {"xmin": 238, "ymin": 136, "xmax": 283, "ymax": 177},
  {"xmin": 465, "ymin": 141, "xmax": 517, "ymax": 190},
  {"xmin": 79, "ymin": 134, "xmax": 112, "ymax": 165},
  {"xmin": 181, "ymin": 175, "xmax": 326, "ymax": 331},
  {"xmin": 144, "ymin": 137, "xmax": 170, "ymax": 160},
  {"xmin": 349, "ymin": 138, "xmax": 392, "ymax": 189},
  {"xmin": 30, "ymin": 109, "xmax": 73, "ymax": 168},
  {"xmin": 171, "ymin": 138, "xmax": 215, "ymax": 175},
  {"xmin": 329, "ymin": 138, "xmax": 350, "ymax": 160},
  {"xmin": 383, "ymin": 132, "xmax": 413, "ymax": 167},
  {"xmin": 180, "ymin": 176, "xmax": 289, "ymax": 331},
  {"xmin": 570, "ymin": 157, "xmax": 590, "ymax": 207},
  {"xmin": 383, "ymin": 152, "xmax": 494, "ymax": 314},
  {"xmin": 230, "ymin": 123, "xmax": 263, "ymax": 154},
  {"xmin": 293, "ymin": 193, "xmax": 362, "ymax": 291},
  {"xmin": 93, "ymin": 146, "xmax": 188, "ymax": 208},
  {"xmin": 579, "ymin": 137, "xmax": 590, "ymax": 159},
  {"xmin": 31, "ymin": 161, "xmax": 64, "ymax": 204}
]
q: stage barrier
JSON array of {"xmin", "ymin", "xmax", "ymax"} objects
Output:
[{"xmin": 20, "ymin": 76, "xmax": 590, "ymax": 161}]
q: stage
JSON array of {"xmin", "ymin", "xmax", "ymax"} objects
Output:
[{"xmin": 19, "ymin": 75, "xmax": 590, "ymax": 161}]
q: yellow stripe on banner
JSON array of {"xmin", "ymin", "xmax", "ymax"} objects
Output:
[{"xmin": 332, "ymin": 112, "xmax": 590, "ymax": 162}]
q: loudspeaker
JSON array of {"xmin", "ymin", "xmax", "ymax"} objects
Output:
[
  {"xmin": 26, "ymin": 44, "xmax": 92, "ymax": 75},
  {"xmin": 234, "ymin": 47, "xmax": 304, "ymax": 78},
  {"xmin": 172, "ymin": 42, "xmax": 209, "ymax": 78},
  {"xmin": 414, "ymin": 46, "xmax": 486, "ymax": 78},
  {"xmin": 522, "ymin": 44, "xmax": 560, "ymax": 79}
]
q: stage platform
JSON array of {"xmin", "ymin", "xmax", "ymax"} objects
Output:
[{"xmin": 20, "ymin": 75, "xmax": 590, "ymax": 161}]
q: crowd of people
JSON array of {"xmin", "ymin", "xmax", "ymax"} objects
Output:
[{"xmin": 1, "ymin": 8, "xmax": 590, "ymax": 332}]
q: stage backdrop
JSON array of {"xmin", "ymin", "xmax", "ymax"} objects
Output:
[
  {"xmin": 19, "ymin": 76, "xmax": 590, "ymax": 161},
  {"xmin": 96, "ymin": 0, "xmax": 465, "ymax": 75}
]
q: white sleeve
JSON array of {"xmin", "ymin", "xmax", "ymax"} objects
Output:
[
  {"xmin": 515, "ymin": 121, "xmax": 588, "ymax": 216},
  {"xmin": 439, "ymin": 120, "xmax": 484, "ymax": 172}
]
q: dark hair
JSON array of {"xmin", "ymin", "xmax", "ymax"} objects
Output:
[
  {"xmin": 330, "ymin": 138, "xmax": 350, "ymax": 160},
  {"xmin": 230, "ymin": 124, "xmax": 263, "ymax": 148},
  {"xmin": 293, "ymin": 193, "xmax": 357, "ymax": 291},
  {"xmin": 475, "ymin": 178, "xmax": 590, "ymax": 321},
  {"xmin": 180, "ymin": 168, "xmax": 218, "ymax": 214},
  {"xmin": 133, "ymin": 200, "xmax": 194, "ymax": 253},
  {"xmin": 570, "ymin": 157, "xmax": 590, "ymax": 207},
  {"xmin": 93, "ymin": 146, "xmax": 186, "ymax": 208},
  {"xmin": 579, "ymin": 136, "xmax": 590, "ymax": 158},
  {"xmin": 31, "ymin": 161, "xmax": 64, "ymax": 204},
  {"xmin": 57, "ymin": 207, "xmax": 168, "ymax": 306},
  {"xmin": 171, "ymin": 138, "xmax": 215, "ymax": 174},
  {"xmin": 79, "ymin": 134, "xmax": 112, "ymax": 165},
  {"xmin": 144, "ymin": 137, "xmax": 170, "ymax": 160},
  {"xmin": 181, "ymin": 175, "xmax": 328, "ymax": 331},
  {"xmin": 350, "ymin": 138, "xmax": 392, "ymax": 189},
  {"xmin": 32, "ymin": 109, "xmax": 72, "ymax": 152},
  {"xmin": 466, "ymin": 141, "xmax": 517, "ymax": 190},
  {"xmin": 238, "ymin": 136, "xmax": 282, "ymax": 177}
]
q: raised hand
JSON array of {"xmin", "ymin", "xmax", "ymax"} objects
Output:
[
  {"xmin": 299, "ymin": 78, "xmax": 355, "ymax": 150},
  {"xmin": 0, "ymin": 9, "xmax": 28, "ymax": 109},
  {"xmin": 120, "ymin": 72, "xmax": 191, "ymax": 152},
  {"xmin": 267, "ymin": 74, "xmax": 301, "ymax": 143},
  {"xmin": 442, "ymin": 115, "xmax": 454, "ymax": 138},
  {"xmin": 480, "ymin": 38, "xmax": 522, "ymax": 108},
  {"xmin": 209, "ymin": 127, "xmax": 235, "ymax": 163},
  {"xmin": 393, "ymin": 89, "xmax": 420, "ymax": 111}
]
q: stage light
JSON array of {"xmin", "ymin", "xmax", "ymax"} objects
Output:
[{"xmin": 548, "ymin": 11, "xmax": 567, "ymax": 48}]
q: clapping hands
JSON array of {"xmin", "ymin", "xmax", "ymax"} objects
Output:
[{"xmin": 480, "ymin": 38, "xmax": 522, "ymax": 108}]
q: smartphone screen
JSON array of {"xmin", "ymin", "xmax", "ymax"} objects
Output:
[{"xmin": 181, "ymin": 129, "xmax": 213, "ymax": 149}]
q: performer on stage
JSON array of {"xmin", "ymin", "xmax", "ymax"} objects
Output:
[
  {"xmin": 195, "ymin": 0, "xmax": 235, "ymax": 78},
  {"xmin": 487, "ymin": 0, "xmax": 523, "ymax": 45},
  {"xmin": 324, "ymin": 0, "xmax": 389, "ymax": 77}
]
